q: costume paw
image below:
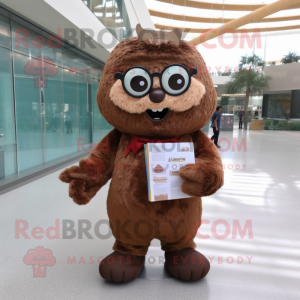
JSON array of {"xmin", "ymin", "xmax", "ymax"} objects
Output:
[
  {"xmin": 99, "ymin": 251, "xmax": 145, "ymax": 282},
  {"xmin": 59, "ymin": 164, "xmax": 102, "ymax": 205},
  {"xmin": 179, "ymin": 163, "xmax": 223, "ymax": 196},
  {"xmin": 165, "ymin": 248, "xmax": 210, "ymax": 281},
  {"xmin": 179, "ymin": 164, "xmax": 204, "ymax": 197}
]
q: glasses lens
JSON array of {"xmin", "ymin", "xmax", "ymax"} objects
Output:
[
  {"xmin": 161, "ymin": 65, "xmax": 190, "ymax": 95},
  {"xmin": 123, "ymin": 68, "xmax": 152, "ymax": 97}
]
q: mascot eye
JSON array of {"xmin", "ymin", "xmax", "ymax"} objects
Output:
[
  {"xmin": 169, "ymin": 74, "xmax": 185, "ymax": 90},
  {"xmin": 130, "ymin": 76, "xmax": 148, "ymax": 92},
  {"xmin": 123, "ymin": 67, "xmax": 151, "ymax": 97},
  {"xmin": 161, "ymin": 65, "xmax": 190, "ymax": 96}
]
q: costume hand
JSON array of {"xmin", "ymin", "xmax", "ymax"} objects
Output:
[
  {"xmin": 59, "ymin": 158, "xmax": 106, "ymax": 205},
  {"xmin": 179, "ymin": 162, "xmax": 223, "ymax": 197}
]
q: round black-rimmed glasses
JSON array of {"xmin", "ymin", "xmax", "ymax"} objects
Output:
[{"xmin": 114, "ymin": 64, "xmax": 197, "ymax": 98}]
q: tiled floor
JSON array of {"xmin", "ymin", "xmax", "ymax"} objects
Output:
[{"xmin": 1, "ymin": 128, "xmax": 300, "ymax": 300}]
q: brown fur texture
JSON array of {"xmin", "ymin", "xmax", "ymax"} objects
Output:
[
  {"xmin": 60, "ymin": 37, "xmax": 224, "ymax": 259},
  {"xmin": 97, "ymin": 38, "xmax": 217, "ymax": 137},
  {"xmin": 59, "ymin": 129, "xmax": 122, "ymax": 204}
]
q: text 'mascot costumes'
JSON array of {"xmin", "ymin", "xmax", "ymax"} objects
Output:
[{"xmin": 59, "ymin": 24, "xmax": 224, "ymax": 282}]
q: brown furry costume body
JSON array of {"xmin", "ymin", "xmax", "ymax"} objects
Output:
[{"xmin": 60, "ymin": 28, "xmax": 224, "ymax": 282}]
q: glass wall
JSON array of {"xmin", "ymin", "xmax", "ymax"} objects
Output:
[
  {"xmin": 261, "ymin": 92, "xmax": 300, "ymax": 131},
  {"xmin": 265, "ymin": 93, "xmax": 291, "ymax": 119},
  {"xmin": 220, "ymin": 95, "xmax": 263, "ymax": 121},
  {"xmin": 0, "ymin": 16, "xmax": 16, "ymax": 179},
  {"xmin": 0, "ymin": 14, "xmax": 112, "ymax": 185},
  {"xmin": 82, "ymin": 0, "xmax": 132, "ymax": 41}
]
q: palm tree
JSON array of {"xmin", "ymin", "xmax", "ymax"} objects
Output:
[
  {"xmin": 239, "ymin": 54, "xmax": 265, "ymax": 70},
  {"xmin": 226, "ymin": 54, "xmax": 271, "ymax": 130},
  {"xmin": 281, "ymin": 52, "xmax": 300, "ymax": 64}
]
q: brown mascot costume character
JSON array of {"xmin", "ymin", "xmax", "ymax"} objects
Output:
[{"xmin": 59, "ymin": 24, "xmax": 224, "ymax": 282}]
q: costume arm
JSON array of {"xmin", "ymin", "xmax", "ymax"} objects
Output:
[{"xmin": 59, "ymin": 129, "xmax": 122, "ymax": 205}]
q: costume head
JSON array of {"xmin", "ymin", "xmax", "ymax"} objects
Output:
[{"xmin": 97, "ymin": 24, "xmax": 217, "ymax": 137}]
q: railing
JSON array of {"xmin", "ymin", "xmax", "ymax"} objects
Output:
[{"xmin": 81, "ymin": 0, "xmax": 132, "ymax": 41}]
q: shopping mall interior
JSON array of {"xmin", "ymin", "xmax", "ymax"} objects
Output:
[{"xmin": 0, "ymin": 0, "xmax": 299, "ymax": 299}]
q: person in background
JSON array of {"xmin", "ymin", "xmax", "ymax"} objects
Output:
[
  {"xmin": 65, "ymin": 111, "xmax": 73, "ymax": 134},
  {"xmin": 211, "ymin": 106, "xmax": 222, "ymax": 149},
  {"xmin": 239, "ymin": 107, "xmax": 245, "ymax": 129},
  {"xmin": 52, "ymin": 110, "xmax": 58, "ymax": 132}
]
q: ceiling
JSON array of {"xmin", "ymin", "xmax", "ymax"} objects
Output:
[{"xmin": 144, "ymin": 0, "xmax": 300, "ymax": 40}]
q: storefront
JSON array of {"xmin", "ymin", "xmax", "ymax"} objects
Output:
[{"xmin": 0, "ymin": 12, "xmax": 112, "ymax": 186}]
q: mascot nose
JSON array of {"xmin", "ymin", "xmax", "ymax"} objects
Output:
[{"xmin": 149, "ymin": 88, "xmax": 165, "ymax": 103}]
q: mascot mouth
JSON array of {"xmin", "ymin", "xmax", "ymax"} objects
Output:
[{"xmin": 145, "ymin": 108, "xmax": 169, "ymax": 122}]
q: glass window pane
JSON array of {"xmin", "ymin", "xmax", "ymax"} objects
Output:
[
  {"xmin": 0, "ymin": 15, "xmax": 11, "ymax": 49},
  {"xmin": 92, "ymin": 78, "xmax": 101, "ymax": 142},
  {"xmin": 78, "ymin": 57, "xmax": 91, "ymax": 148},
  {"xmin": 12, "ymin": 21, "xmax": 44, "ymax": 172},
  {"xmin": 83, "ymin": 0, "xmax": 132, "ymax": 41},
  {"xmin": 0, "ymin": 16, "xmax": 16, "ymax": 179},
  {"xmin": 62, "ymin": 49, "xmax": 80, "ymax": 156},
  {"xmin": 268, "ymin": 93, "xmax": 291, "ymax": 119},
  {"xmin": 43, "ymin": 53, "xmax": 65, "ymax": 162}
]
